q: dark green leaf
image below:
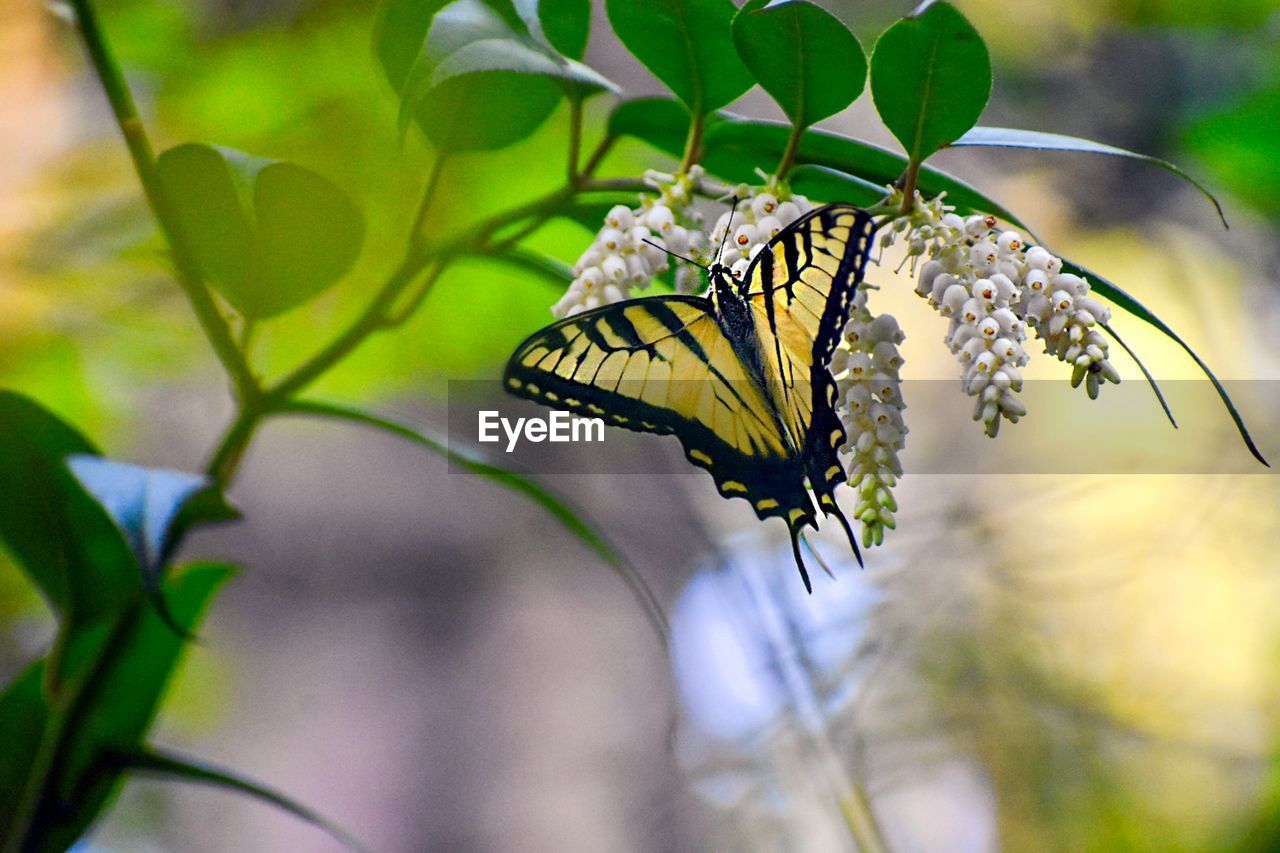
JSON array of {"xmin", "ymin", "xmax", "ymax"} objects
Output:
[
  {"xmin": 732, "ymin": 0, "xmax": 865, "ymax": 127},
  {"xmin": 374, "ymin": 0, "xmax": 454, "ymax": 91},
  {"xmin": 870, "ymin": 1, "xmax": 991, "ymax": 163},
  {"xmin": 156, "ymin": 143, "xmax": 365, "ymax": 318},
  {"xmin": 428, "ymin": 37, "xmax": 618, "ymax": 96},
  {"xmin": 1062, "ymin": 260, "xmax": 1268, "ymax": 466},
  {"xmin": 4, "ymin": 563, "xmax": 234, "ymax": 851},
  {"xmin": 65, "ymin": 456, "xmax": 236, "ymax": 630},
  {"xmin": 954, "ymin": 126, "xmax": 1227, "ymax": 228},
  {"xmin": 387, "ymin": 0, "xmax": 577, "ymax": 152},
  {"xmin": 1099, "ymin": 321, "xmax": 1176, "ymax": 429},
  {"xmin": 607, "ymin": 98, "xmax": 710, "ymax": 159},
  {"xmin": 514, "ymin": 0, "xmax": 591, "ymax": 59},
  {"xmin": 605, "ymin": 0, "xmax": 752, "ymax": 113},
  {"xmin": 0, "ymin": 393, "xmax": 139, "ymax": 624},
  {"xmin": 608, "ymin": 100, "xmax": 1023, "ymax": 224},
  {"xmin": 120, "ymin": 747, "xmax": 369, "ymax": 853},
  {"xmin": 788, "ymin": 164, "xmax": 887, "ymax": 207},
  {"xmin": 0, "ymin": 663, "xmax": 48, "ymax": 840},
  {"xmin": 277, "ymin": 399, "xmax": 670, "ymax": 645}
]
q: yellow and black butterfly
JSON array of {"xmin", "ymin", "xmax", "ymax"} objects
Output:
[{"xmin": 504, "ymin": 203, "xmax": 877, "ymax": 591}]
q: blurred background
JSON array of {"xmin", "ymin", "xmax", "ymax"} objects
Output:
[{"xmin": 2, "ymin": 0, "xmax": 1280, "ymax": 849}]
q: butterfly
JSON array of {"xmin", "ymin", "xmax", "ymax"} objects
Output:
[{"xmin": 504, "ymin": 203, "xmax": 877, "ymax": 591}]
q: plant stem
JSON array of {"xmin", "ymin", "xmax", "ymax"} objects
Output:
[
  {"xmin": 579, "ymin": 132, "xmax": 616, "ymax": 179},
  {"xmin": 899, "ymin": 158, "xmax": 921, "ymax": 215},
  {"xmin": 204, "ymin": 405, "xmax": 264, "ymax": 484},
  {"xmin": 409, "ymin": 153, "xmax": 449, "ymax": 250},
  {"xmin": 567, "ymin": 97, "xmax": 584, "ymax": 183},
  {"xmin": 68, "ymin": 0, "xmax": 258, "ymax": 405},
  {"xmin": 775, "ymin": 121, "xmax": 806, "ymax": 181},
  {"xmin": 680, "ymin": 111, "xmax": 706, "ymax": 172},
  {"xmin": 3, "ymin": 610, "xmax": 137, "ymax": 853}
]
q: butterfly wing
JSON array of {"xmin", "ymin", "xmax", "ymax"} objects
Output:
[
  {"xmin": 504, "ymin": 295, "xmax": 813, "ymax": 523},
  {"xmin": 740, "ymin": 204, "xmax": 877, "ymax": 554}
]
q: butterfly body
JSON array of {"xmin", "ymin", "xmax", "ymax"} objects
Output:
[{"xmin": 504, "ymin": 204, "xmax": 877, "ymax": 590}]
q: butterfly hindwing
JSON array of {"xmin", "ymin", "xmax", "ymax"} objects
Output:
[
  {"xmin": 504, "ymin": 295, "xmax": 814, "ymax": 521},
  {"xmin": 742, "ymin": 204, "xmax": 877, "ymax": 557}
]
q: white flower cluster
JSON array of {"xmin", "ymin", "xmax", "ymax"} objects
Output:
[
  {"xmin": 886, "ymin": 189, "xmax": 1119, "ymax": 437},
  {"xmin": 831, "ymin": 288, "xmax": 907, "ymax": 547},
  {"xmin": 552, "ymin": 169, "xmax": 705, "ymax": 318},
  {"xmin": 705, "ymin": 190, "xmax": 813, "ymax": 278}
]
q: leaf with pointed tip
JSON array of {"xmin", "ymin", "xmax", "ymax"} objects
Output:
[
  {"xmin": 953, "ymin": 126, "xmax": 1227, "ymax": 228},
  {"xmin": 277, "ymin": 399, "xmax": 669, "ymax": 645},
  {"xmin": 428, "ymin": 37, "xmax": 618, "ymax": 97},
  {"xmin": 383, "ymin": 0, "xmax": 558, "ymax": 151},
  {"xmin": 732, "ymin": 0, "xmax": 865, "ymax": 128},
  {"xmin": 1062, "ymin": 260, "xmax": 1267, "ymax": 466},
  {"xmin": 513, "ymin": 0, "xmax": 591, "ymax": 59},
  {"xmin": 3, "ymin": 563, "xmax": 234, "ymax": 850},
  {"xmin": 0, "ymin": 392, "xmax": 139, "ymax": 625},
  {"xmin": 66, "ymin": 456, "xmax": 238, "ymax": 629},
  {"xmin": 607, "ymin": 99, "xmax": 1024, "ymax": 224},
  {"xmin": 870, "ymin": 1, "xmax": 991, "ymax": 163},
  {"xmin": 605, "ymin": 0, "xmax": 752, "ymax": 114},
  {"xmin": 119, "ymin": 747, "xmax": 369, "ymax": 852}
]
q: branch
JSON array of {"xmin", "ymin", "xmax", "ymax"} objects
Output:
[{"xmin": 68, "ymin": 0, "xmax": 258, "ymax": 404}]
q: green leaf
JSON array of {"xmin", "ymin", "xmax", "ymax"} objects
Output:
[
  {"xmin": 1182, "ymin": 86, "xmax": 1280, "ymax": 219},
  {"xmin": 428, "ymin": 37, "xmax": 618, "ymax": 97},
  {"xmin": 119, "ymin": 747, "xmax": 369, "ymax": 853},
  {"xmin": 1099, "ymin": 322, "xmax": 1176, "ymax": 429},
  {"xmin": 490, "ymin": 246, "xmax": 576, "ymax": 287},
  {"xmin": 870, "ymin": 1, "xmax": 991, "ymax": 163},
  {"xmin": 276, "ymin": 399, "xmax": 670, "ymax": 645},
  {"xmin": 156, "ymin": 143, "xmax": 365, "ymax": 318},
  {"xmin": 0, "ymin": 393, "xmax": 140, "ymax": 625},
  {"xmin": 605, "ymin": 0, "xmax": 753, "ymax": 113},
  {"xmin": 607, "ymin": 98, "xmax": 714, "ymax": 159},
  {"xmin": 609, "ymin": 100, "xmax": 1024, "ymax": 223},
  {"xmin": 381, "ymin": 0, "xmax": 568, "ymax": 150},
  {"xmin": 65, "ymin": 456, "xmax": 237, "ymax": 631},
  {"xmin": 1061, "ymin": 260, "xmax": 1268, "ymax": 466},
  {"xmin": 0, "ymin": 663, "xmax": 48, "ymax": 840},
  {"xmin": 732, "ymin": 0, "xmax": 865, "ymax": 128},
  {"xmin": 788, "ymin": 164, "xmax": 887, "ymax": 207},
  {"xmin": 513, "ymin": 0, "xmax": 591, "ymax": 59},
  {"xmin": 954, "ymin": 126, "xmax": 1228, "ymax": 228},
  {"xmin": 2, "ymin": 563, "xmax": 234, "ymax": 850}
]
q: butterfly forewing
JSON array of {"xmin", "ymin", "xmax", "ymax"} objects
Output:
[{"xmin": 504, "ymin": 295, "xmax": 812, "ymax": 516}]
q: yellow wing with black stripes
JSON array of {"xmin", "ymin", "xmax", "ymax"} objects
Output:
[
  {"xmin": 504, "ymin": 296, "xmax": 815, "ymax": 532},
  {"xmin": 741, "ymin": 204, "xmax": 877, "ymax": 552}
]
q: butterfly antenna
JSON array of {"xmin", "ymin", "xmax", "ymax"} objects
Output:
[
  {"xmin": 788, "ymin": 527, "xmax": 814, "ymax": 594},
  {"xmin": 716, "ymin": 195, "xmax": 739, "ymax": 266},
  {"xmin": 641, "ymin": 238, "xmax": 708, "ymax": 272}
]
